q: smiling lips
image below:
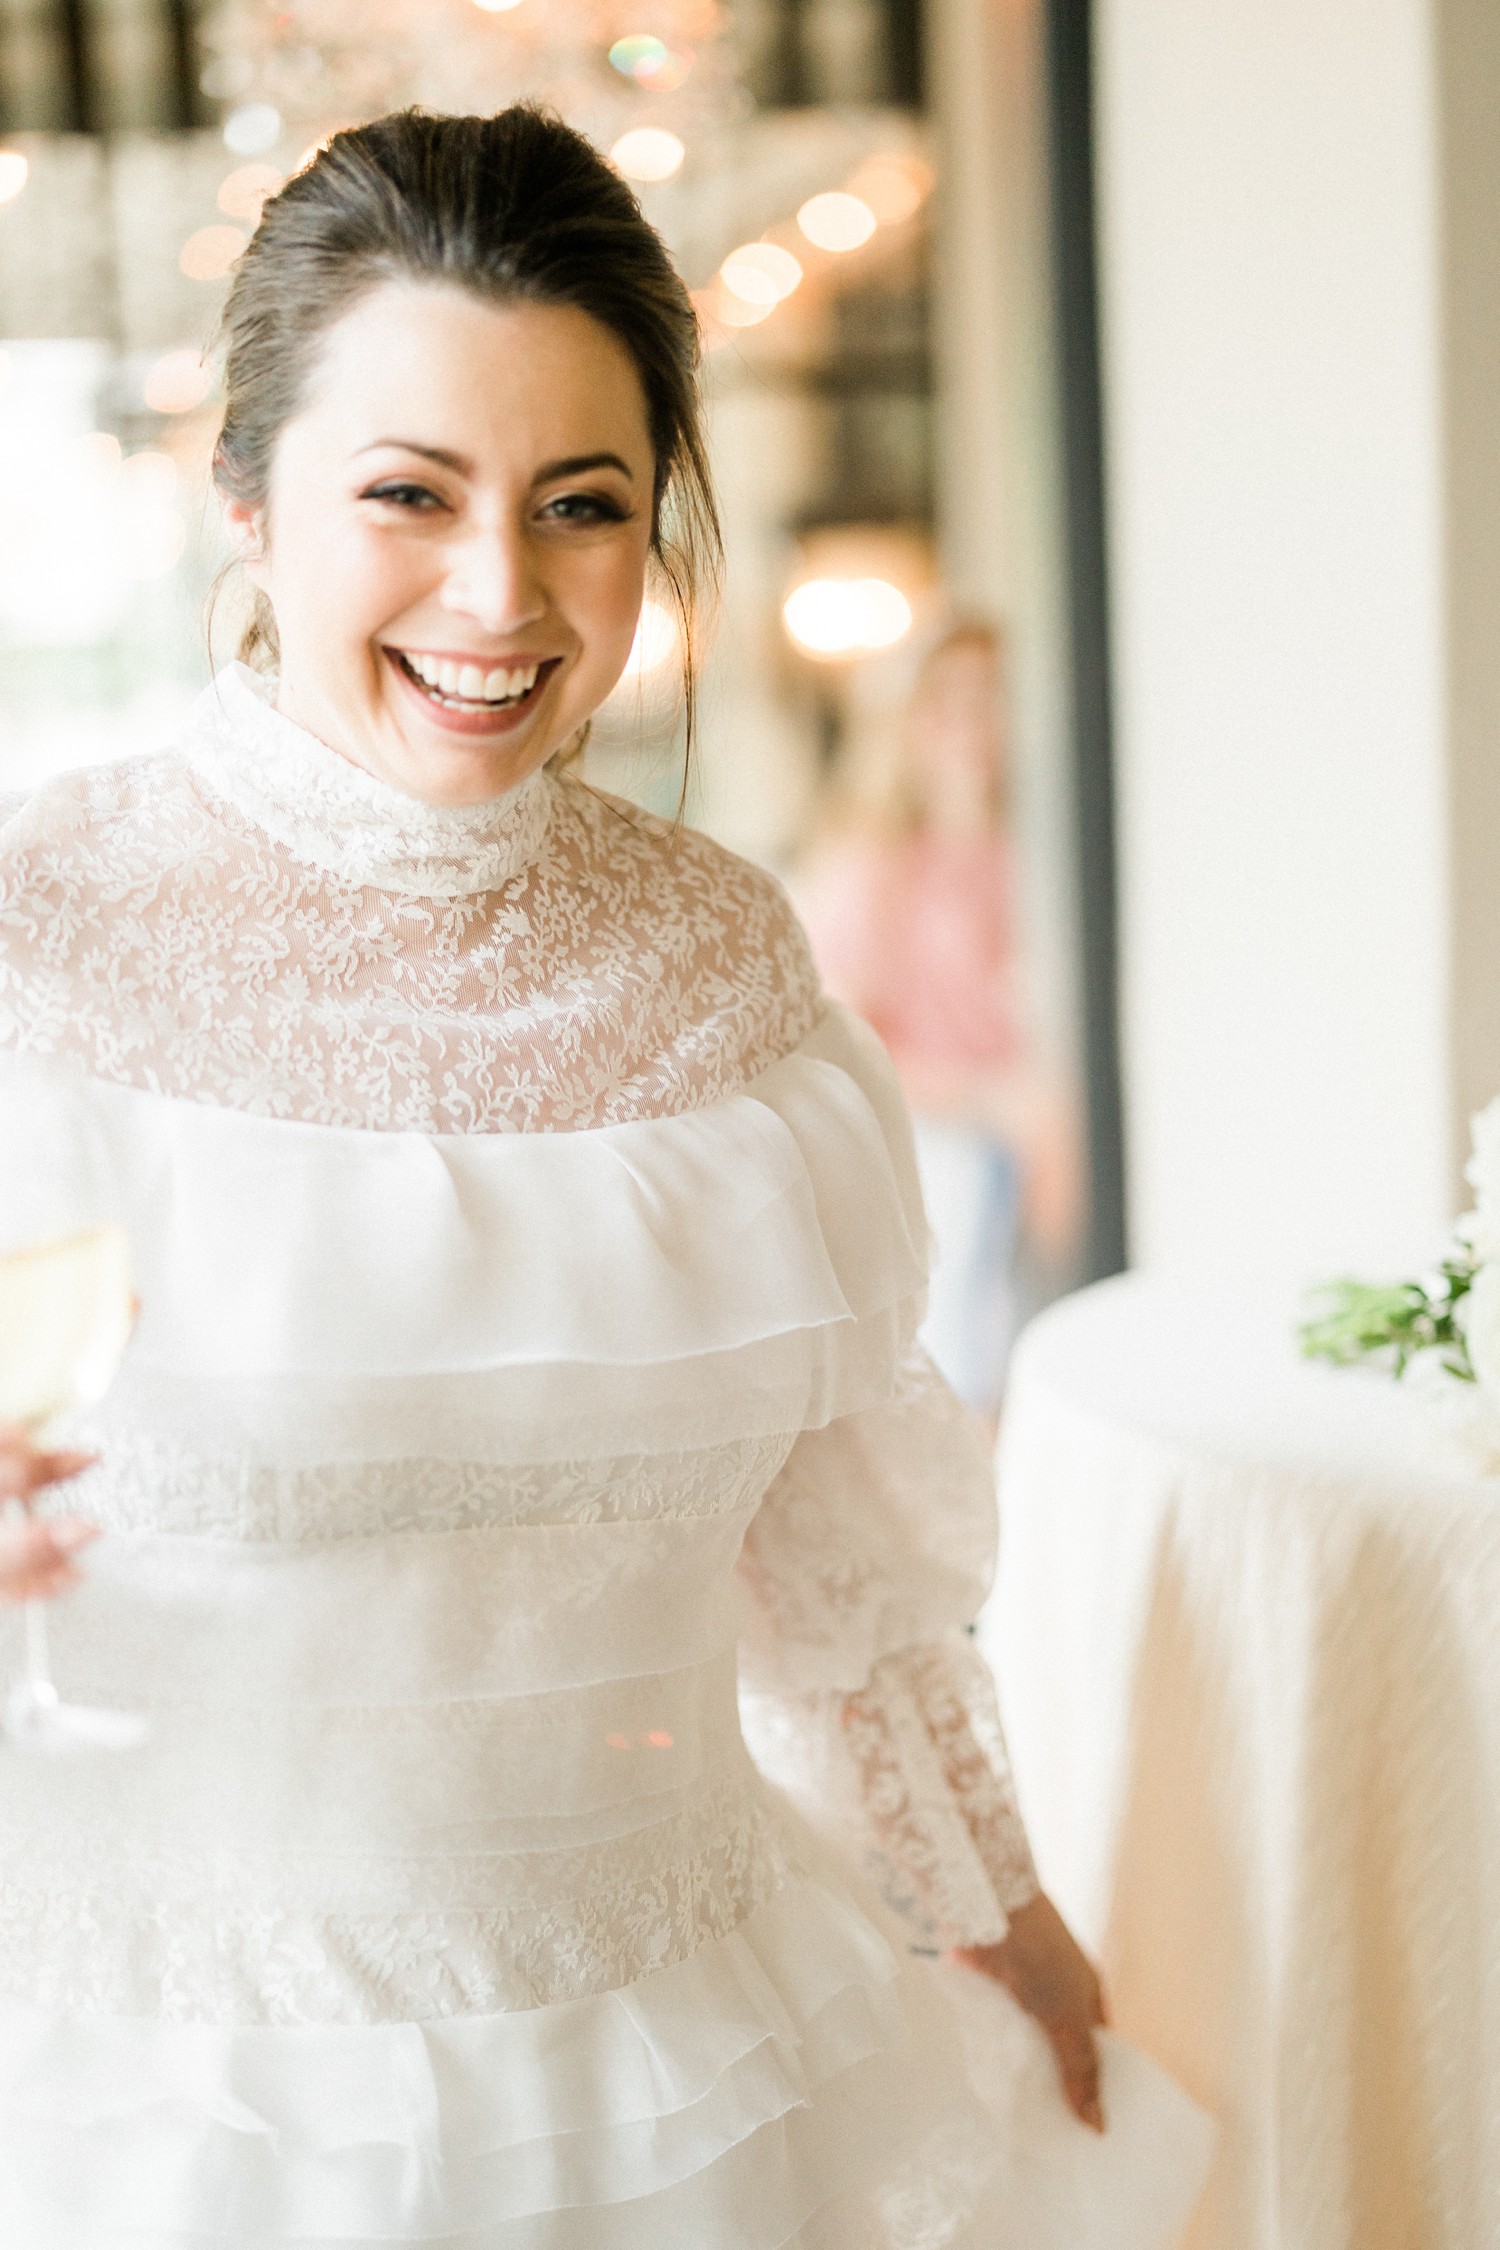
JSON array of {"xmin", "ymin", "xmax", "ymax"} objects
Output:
[{"xmin": 390, "ymin": 647, "xmax": 557, "ymax": 712}]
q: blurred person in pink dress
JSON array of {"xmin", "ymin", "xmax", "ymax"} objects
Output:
[{"xmin": 795, "ymin": 621, "xmax": 1076, "ymax": 1421}]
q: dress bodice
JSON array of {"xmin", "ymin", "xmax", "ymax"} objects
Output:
[{"xmin": 0, "ymin": 674, "xmax": 1046, "ymax": 2249}]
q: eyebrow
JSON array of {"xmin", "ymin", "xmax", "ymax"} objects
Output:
[{"xmin": 353, "ymin": 442, "xmax": 636, "ymax": 483}]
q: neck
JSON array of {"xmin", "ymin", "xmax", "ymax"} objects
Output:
[
  {"xmin": 182, "ymin": 664, "xmax": 557, "ymax": 899},
  {"xmin": 273, "ymin": 678, "xmax": 547, "ymax": 811}
]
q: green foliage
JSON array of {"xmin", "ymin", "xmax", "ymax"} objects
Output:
[{"xmin": 1298, "ymin": 1255, "xmax": 1477, "ymax": 1383}]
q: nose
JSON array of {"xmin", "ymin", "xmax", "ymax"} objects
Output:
[{"xmin": 439, "ymin": 517, "xmax": 547, "ymax": 637}]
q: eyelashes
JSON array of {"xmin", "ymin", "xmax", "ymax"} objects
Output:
[
  {"xmin": 361, "ymin": 481, "xmax": 442, "ymax": 509},
  {"xmin": 357, "ymin": 484, "xmax": 634, "ymax": 525},
  {"xmin": 538, "ymin": 493, "xmax": 633, "ymax": 525}
]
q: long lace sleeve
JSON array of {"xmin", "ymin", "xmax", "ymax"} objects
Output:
[{"xmin": 737, "ymin": 1347, "xmax": 1038, "ymax": 1949}]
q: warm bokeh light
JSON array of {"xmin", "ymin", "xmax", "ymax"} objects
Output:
[
  {"xmin": 222, "ymin": 103, "xmax": 281, "ymax": 157},
  {"xmin": 713, "ymin": 288, "xmax": 773, "ymax": 329},
  {"xmin": 120, "ymin": 451, "xmax": 187, "ymax": 579},
  {"xmin": 796, "ymin": 191, "xmax": 877, "ymax": 253},
  {"xmin": 845, "ymin": 156, "xmax": 931, "ymax": 224},
  {"xmin": 0, "ymin": 151, "xmax": 28, "ymax": 206},
  {"xmin": 610, "ymin": 33, "xmax": 665, "ymax": 75},
  {"xmin": 610, "ymin": 128, "xmax": 685, "ymax": 184},
  {"xmin": 623, "ymin": 597, "xmax": 680, "ymax": 679},
  {"xmin": 472, "ymin": 0, "xmax": 526, "ymax": 10},
  {"xmin": 607, "ymin": 33, "xmax": 691, "ymax": 89},
  {"xmin": 783, "ymin": 576, "xmax": 914, "ymax": 658},
  {"xmin": 217, "ymin": 162, "xmax": 283, "ymax": 222},
  {"xmin": 73, "ymin": 432, "xmax": 122, "ymax": 477},
  {"xmin": 142, "ymin": 350, "xmax": 214, "ymax": 415},
  {"xmin": 720, "ymin": 242, "xmax": 802, "ymax": 307},
  {"xmin": 179, "ymin": 225, "xmax": 248, "ymax": 281}
]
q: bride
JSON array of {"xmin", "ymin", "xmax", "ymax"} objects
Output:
[{"xmin": 0, "ymin": 105, "xmax": 1201, "ymax": 2247}]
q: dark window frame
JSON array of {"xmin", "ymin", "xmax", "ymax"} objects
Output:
[{"xmin": 1045, "ymin": 0, "xmax": 1127, "ymax": 1279}]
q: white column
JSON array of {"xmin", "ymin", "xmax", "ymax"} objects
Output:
[
  {"xmin": 1436, "ymin": 0, "xmax": 1500, "ymax": 1175},
  {"xmin": 1094, "ymin": 0, "xmax": 1493, "ymax": 1281},
  {"xmin": 927, "ymin": 0, "xmax": 1084, "ymax": 1097}
]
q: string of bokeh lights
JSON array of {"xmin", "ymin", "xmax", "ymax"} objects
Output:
[{"xmin": 0, "ymin": 0, "xmax": 934, "ymax": 669}]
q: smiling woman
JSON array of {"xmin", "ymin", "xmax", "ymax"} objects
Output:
[
  {"xmin": 213, "ymin": 105, "xmax": 718, "ymax": 804},
  {"xmin": 225, "ymin": 288, "xmax": 656, "ymax": 801},
  {"xmin": 0, "ymin": 101, "xmax": 1212, "ymax": 2250}
]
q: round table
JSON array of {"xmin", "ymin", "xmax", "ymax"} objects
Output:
[{"xmin": 980, "ymin": 1275, "xmax": 1500, "ymax": 2250}]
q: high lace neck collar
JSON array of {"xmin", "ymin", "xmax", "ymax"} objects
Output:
[{"xmin": 180, "ymin": 664, "xmax": 554, "ymax": 899}]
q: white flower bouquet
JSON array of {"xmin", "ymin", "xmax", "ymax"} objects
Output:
[{"xmin": 1299, "ymin": 1098, "xmax": 1500, "ymax": 1463}]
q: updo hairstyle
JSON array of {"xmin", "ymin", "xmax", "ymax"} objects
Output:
[{"xmin": 212, "ymin": 104, "xmax": 719, "ymax": 757}]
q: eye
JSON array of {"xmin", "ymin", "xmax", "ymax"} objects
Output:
[
  {"xmin": 361, "ymin": 480, "xmax": 445, "ymax": 511},
  {"xmin": 539, "ymin": 491, "xmax": 632, "ymax": 526}
]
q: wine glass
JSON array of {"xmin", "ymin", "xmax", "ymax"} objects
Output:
[{"xmin": 0, "ymin": 1054, "xmax": 147, "ymax": 1752}]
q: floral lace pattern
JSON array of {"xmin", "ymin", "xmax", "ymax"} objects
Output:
[
  {"xmin": 738, "ymin": 1348, "xmax": 1037, "ymax": 1947},
  {"xmin": 842, "ymin": 1640, "xmax": 1039, "ymax": 1944},
  {"xmin": 736, "ymin": 1346, "xmax": 1001, "ymax": 1696},
  {"xmin": 741, "ymin": 1635, "xmax": 1038, "ymax": 1952},
  {"xmin": 64, "ymin": 1424, "xmax": 797, "ymax": 1539},
  {"xmin": 0, "ymin": 1776, "xmax": 797, "ymax": 2024},
  {"xmin": 0, "ymin": 673, "xmax": 820, "ymax": 1134},
  {"xmin": 185, "ymin": 667, "xmax": 556, "ymax": 897}
]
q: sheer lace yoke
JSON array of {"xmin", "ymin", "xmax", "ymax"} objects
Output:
[
  {"xmin": 0, "ymin": 666, "xmax": 821, "ymax": 1133},
  {"xmin": 186, "ymin": 666, "xmax": 554, "ymax": 899}
]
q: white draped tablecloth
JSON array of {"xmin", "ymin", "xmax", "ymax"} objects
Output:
[{"xmin": 981, "ymin": 1274, "xmax": 1500, "ymax": 2250}]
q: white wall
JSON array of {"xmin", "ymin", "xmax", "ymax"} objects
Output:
[
  {"xmin": 928, "ymin": 0, "xmax": 1084, "ymax": 1099},
  {"xmin": 1095, "ymin": 0, "xmax": 1463, "ymax": 1281}
]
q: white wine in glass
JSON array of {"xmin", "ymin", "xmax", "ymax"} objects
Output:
[
  {"xmin": 0, "ymin": 1060, "xmax": 147, "ymax": 1752},
  {"xmin": 0, "ymin": 1223, "xmax": 135, "ymax": 1429}
]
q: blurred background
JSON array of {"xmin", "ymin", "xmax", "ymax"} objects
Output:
[
  {"xmin": 0, "ymin": 0, "xmax": 1110, "ymax": 1429},
  {"xmin": 3, "ymin": 0, "xmax": 1498, "ymax": 1419}
]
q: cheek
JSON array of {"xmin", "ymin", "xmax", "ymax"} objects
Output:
[
  {"xmin": 268, "ymin": 509, "xmax": 426, "ymax": 654},
  {"xmin": 572, "ymin": 540, "xmax": 652, "ymax": 683}
]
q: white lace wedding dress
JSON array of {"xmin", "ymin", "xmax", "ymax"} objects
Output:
[{"xmin": 0, "ymin": 666, "xmax": 1211, "ymax": 2249}]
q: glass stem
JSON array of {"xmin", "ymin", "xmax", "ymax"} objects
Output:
[
  {"xmin": 4, "ymin": 1496, "xmax": 55, "ymax": 1691},
  {"xmin": 23, "ymin": 1597, "xmax": 50, "ymax": 1689}
]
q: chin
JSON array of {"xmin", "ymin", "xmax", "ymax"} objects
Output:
[{"xmin": 391, "ymin": 731, "xmax": 550, "ymax": 807}]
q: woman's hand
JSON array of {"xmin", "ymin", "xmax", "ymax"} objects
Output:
[
  {"xmin": 0, "ymin": 1428, "xmax": 97, "ymax": 1602},
  {"xmin": 950, "ymin": 1891, "xmax": 1108, "ymax": 2131}
]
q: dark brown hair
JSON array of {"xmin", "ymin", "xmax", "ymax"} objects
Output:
[{"xmin": 212, "ymin": 104, "xmax": 719, "ymax": 760}]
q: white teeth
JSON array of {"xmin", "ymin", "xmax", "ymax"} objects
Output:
[{"xmin": 399, "ymin": 653, "xmax": 543, "ymax": 705}]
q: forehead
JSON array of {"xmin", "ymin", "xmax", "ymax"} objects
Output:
[{"xmin": 292, "ymin": 281, "xmax": 654, "ymax": 467}]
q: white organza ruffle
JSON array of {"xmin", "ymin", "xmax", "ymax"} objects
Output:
[
  {"xmin": 16, "ymin": 1005, "xmax": 927, "ymax": 1467},
  {"xmin": 0, "ymin": 1884, "xmax": 1217, "ymax": 2250},
  {"xmin": 0, "ymin": 1875, "xmax": 993, "ymax": 2248}
]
